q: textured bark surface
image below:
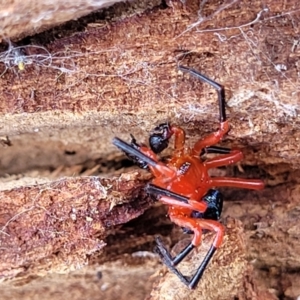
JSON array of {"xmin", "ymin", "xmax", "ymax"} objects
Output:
[
  {"xmin": 0, "ymin": 0, "xmax": 299, "ymax": 299},
  {"xmin": 0, "ymin": 172, "xmax": 152, "ymax": 281},
  {"xmin": 0, "ymin": 0, "xmax": 126, "ymax": 41}
]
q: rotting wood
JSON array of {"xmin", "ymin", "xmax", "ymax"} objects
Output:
[
  {"xmin": 0, "ymin": 0, "xmax": 299, "ymax": 175},
  {"xmin": 0, "ymin": 0, "xmax": 127, "ymax": 41},
  {"xmin": 0, "ymin": 0, "xmax": 299, "ymax": 299},
  {"xmin": 0, "ymin": 171, "xmax": 152, "ymax": 281}
]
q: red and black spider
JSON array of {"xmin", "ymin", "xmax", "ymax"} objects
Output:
[{"xmin": 113, "ymin": 66, "xmax": 264, "ymax": 289}]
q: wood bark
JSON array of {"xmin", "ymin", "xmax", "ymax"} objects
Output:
[
  {"xmin": 0, "ymin": 0, "xmax": 299, "ymax": 299},
  {"xmin": 0, "ymin": 172, "xmax": 152, "ymax": 280},
  {"xmin": 0, "ymin": 0, "xmax": 127, "ymax": 41}
]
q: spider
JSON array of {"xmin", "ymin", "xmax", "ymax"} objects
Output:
[{"xmin": 112, "ymin": 66, "xmax": 264, "ymax": 289}]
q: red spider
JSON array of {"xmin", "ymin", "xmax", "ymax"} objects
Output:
[{"xmin": 113, "ymin": 66, "xmax": 264, "ymax": 289}]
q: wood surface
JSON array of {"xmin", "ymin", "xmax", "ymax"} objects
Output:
[{"xmin": 0, "ymin": 0, "xmax": 299, "ymax": 299}]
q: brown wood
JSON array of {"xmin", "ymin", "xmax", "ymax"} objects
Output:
[
  {"xmin": 0, "ymin": 0, "xmax": 299, "ymax": 299},
  {"xmin": 0, "ymin": 172, "xmax": 152, "ymax": 280},
  {"xmin": 0, "ymin": 0, "xmax": 127, "ymax": 40}
]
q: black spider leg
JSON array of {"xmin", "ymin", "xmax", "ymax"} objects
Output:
[
  {"xmin": 146, "ymin": 184, "xmax": 193, "ymax": 286},
  {"xmin": 156, "ymin": 235, "xmax": 217, "ymax": 289},
  {"xmin": 146, "ymin": 183, "xmax": 189, "ymax": 204},
  {"xmin": 146, "ymin": 184, "xmax": 194, "ymax": 268},
  {"xmin": 112, "ymin": 137, "xmax": 158, "ymax": 167},
  {"xmin": 147, "ymin": 184, "xmax": 217, "ymax": 289},
  {"xmin": 201, "ymin": 145, "xmax": 231, "ymax": 155},
  {"xmin": 155, "ymin": 236, "xmax": 193, "ymax": 287},
  {"xmin": 188, "ymin": 245, "xmax": 217, "ymax": 289},
  {"xmin": 178, "ymin": 65, "xmax": 226, "ymax": 123}
]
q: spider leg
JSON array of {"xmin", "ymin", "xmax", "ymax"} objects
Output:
[
  {"xmin": 201, "ymin": 145, "xmax": 232, "ymax": 155},
  {"xmin": 146, "ymin": 183, "xmax": 189, "ymax": 204},
  {"xmin": 192, "ymin": 122, "xmax": 230, "ymax": 156},
  {"xmin": 156, "ymin": 213, "xmax": 224, "ymax": 289},
  {"xmin": 156, "ymin": 235, "xmax": 196, "ymax": 266},
  {"xmin": 211, "ymin": 177, "xmax": 264, "ymax": 190},
  {"xmin": 147, "ymin": 185, "xmax": 208, "ymax": 211},
  {"xmin": 202, "ymin": 149, "xmax": 265, "ymax": 189},
  {"xmin": 204, "ymin": 148, "xmax": 243, "ymax": 169},
  {"xmin": 179, "ymin": 66, "xmax": 226, "ymax": 123},
  {"xmin": 148, "ymin": 185, "xmax": 222, "ymax": 289},
  {"xmin": 154, "ymin": 236, "xmax": 192, "ymax": 286},
  {"xmin": 113, "ymin": 137, "xmax": 158, "ymax": 167},
  {"xmin": 171, "ymin": 126, "xmax": 186, "ymax": 153},
  {"xmin": 188, "ymin": 243, "xmax": 217, "ymax": 289},
  {"xmin": 113, "ymin": 137, "xmax": 175, "ymax": 178},
  {"xmin": 179, "ymin": 66, "xmax": 229, "ymax": 156}
]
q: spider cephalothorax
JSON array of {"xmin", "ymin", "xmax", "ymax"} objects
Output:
[{"xmin": 113, "ymin": 66, "xmax": 264, "ymax": 289}]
